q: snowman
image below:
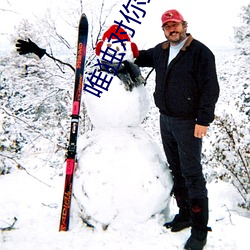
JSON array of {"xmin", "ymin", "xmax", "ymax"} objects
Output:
[{"xmin": 73, "ymin": 25, "xmax": 173, "ymax": 230}]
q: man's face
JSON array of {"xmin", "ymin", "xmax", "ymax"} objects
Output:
[{"xmin": 162, "ymin": 21, "xmax": 187, "ymax": 45}]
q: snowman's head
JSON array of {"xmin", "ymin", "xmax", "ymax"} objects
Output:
[{"xmin": 95, "ymin": 24, "xmax": 139, "ymax": 62}]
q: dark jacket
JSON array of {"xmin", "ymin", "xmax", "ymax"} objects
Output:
[{"xmin": 135, "ymin": 34, "xmax": 220, "ymax": 126}]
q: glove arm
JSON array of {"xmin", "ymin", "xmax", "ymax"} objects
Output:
[{"xmin": 15, "ymin": 38, "xmax": 46, "ymax": 59}]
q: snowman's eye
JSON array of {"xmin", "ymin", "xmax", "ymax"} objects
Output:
[
  {"xmin": 107, "ymin": 43, "xmax": 112, "ymax": 47},
  {"xmin": 116, "ymin": 46, "xmax": 120, "ymax": 51}
]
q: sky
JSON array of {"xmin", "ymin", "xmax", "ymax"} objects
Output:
[
  {"xmin": 0, "ymin": 0, "xmax": 249, "ymax": 53},
  {"xmin": 134, "ymin": 0, "xmax": 249, "ymax": 48}
]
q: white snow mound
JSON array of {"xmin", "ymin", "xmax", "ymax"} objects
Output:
[{"xmin": 74, "ymin": 127, "xmax": 173, "ymax": 229}]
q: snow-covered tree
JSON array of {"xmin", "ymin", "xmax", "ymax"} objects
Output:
[
  {"xmin": 0, "ymin": 0, "xmax": 120, "ymax": 175},
  {"xmin": 204, "ymin": 4, "xmax": 250, "ymax": 209},
  {"xmin": 0, "ymin": 19, "xmax": 74, "ymax": 175},
  {"xmin": 234, "ymin": 4, "xmax": 250, "ymax": 56}
]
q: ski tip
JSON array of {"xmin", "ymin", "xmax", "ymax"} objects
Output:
[
  {"xmin": 81, "ymin": 13, "xmax": 88, "ymax": 20},
  {"xmin": 80, "ymin": 13, "xmax": 88, "ymax": 26}
]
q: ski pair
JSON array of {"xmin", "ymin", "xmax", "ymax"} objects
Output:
[{"xmin": 59, "ymin": 14, "xmax": 88, "ymax": 231}]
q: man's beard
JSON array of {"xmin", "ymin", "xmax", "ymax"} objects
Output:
[{"xmin": 166, "ymin": 31, "xmax": 186, "ymax": 45}]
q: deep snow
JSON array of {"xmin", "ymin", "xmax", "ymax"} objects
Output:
[{"xmin": 1, "ymin": 170, "xmax": 250, "ymax": 250}]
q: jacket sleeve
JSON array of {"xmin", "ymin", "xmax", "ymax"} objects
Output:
[
  {"xmin": 196, "ymin": 48, "xmax": 220, "ymax": 126},
  {"xmin": 134, "ymin": 48, "xmax": 155, "ymax": 68}
]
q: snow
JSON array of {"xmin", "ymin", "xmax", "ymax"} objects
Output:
[
  {"xmin": 74, "ymin": 127, "xmax": 172, "ymax": 228},
  {"xmin": 1, "ymin": 172, "xmax": 250, "ymax": 250},
  {"xmin": 85, "ymin": 82, "xmax": 150, "ymax": 129}
]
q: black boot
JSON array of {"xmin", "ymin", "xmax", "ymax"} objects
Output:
[
  {"xmin": 184, "ymin": 228, "xmax": 208, "ymax": 250},
  {"xmin": 184, "ymin": 198, "xmax": 211, "ymax": 250},
  {"xmin": 164, "ymin": 195, "xmax": 192, "ymax": 232}
]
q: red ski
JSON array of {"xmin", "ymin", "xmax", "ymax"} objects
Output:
[{"xmin": 59, "ymin": 13, "xmax": 88, "ymax": 231}]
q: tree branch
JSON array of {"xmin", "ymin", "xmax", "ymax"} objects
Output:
[
  {"xmin": 0, "ymin": 217, "xmax": 18, "ymax": 231},
  {"xmin": 46, "ymin": 52, "xmax": 75, "ymax": 72},
  {"xmin": 0, "ymin": 153, "xmax": 54, "ymax": 188}
]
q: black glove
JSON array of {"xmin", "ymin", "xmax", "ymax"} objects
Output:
[
  {"xmin": 16, "ymin": 38, "xmax": 46, "ymax": 59},
  {"xmin": 118, "ymin": 60, "xmax": 146, "ymax": 87}
]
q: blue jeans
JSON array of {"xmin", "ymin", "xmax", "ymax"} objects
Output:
[{"xmin": 160, "ymin": 114, "xmax": 207, "ymax": 200}]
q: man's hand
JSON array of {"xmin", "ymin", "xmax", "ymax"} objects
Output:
[
  {"xmin": 16, "ymin": 38, "xmax": 46, "ymax": 59},
  {"xmin": 194, "ymin": 124, "xmax": 208, "ymax": 138}
]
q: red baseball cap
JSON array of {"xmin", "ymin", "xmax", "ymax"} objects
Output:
[{"xmin": 161, "ymin": 9, "xmax": 184, "ymax": 27}]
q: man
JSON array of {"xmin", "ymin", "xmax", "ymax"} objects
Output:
[{"xmin": 135, "ymin": 9, "xmax": 219, "ymax": 250}]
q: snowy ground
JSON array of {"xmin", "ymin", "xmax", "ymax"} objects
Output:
[{"xmin": 1, "ymin": 168, "xmax": 250, "ymax": 250}]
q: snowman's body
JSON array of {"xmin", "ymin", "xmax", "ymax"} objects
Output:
[{"xmin": 73, "ymin": 26, "xmax": 173, "ymax": 229}]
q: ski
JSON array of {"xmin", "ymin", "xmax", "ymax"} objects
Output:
[{"xmin": 59, "ymin": 13, "xmax": 88, "ymax": 231}]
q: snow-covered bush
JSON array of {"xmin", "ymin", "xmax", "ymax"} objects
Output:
[
  {"xmin": 207, "ymin": 111, "xmax": 250, "ymax": 209},
  {"xmin": 0, "ymin": 20, "xmax": 74, "ymax": 175},
  {"xmin": 234, "ymin": 4, "xmax": 250, "ymax": 56},
  {"xmin": 204, "ymin": 4, "xmax": 250, "ymax": 209}
]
